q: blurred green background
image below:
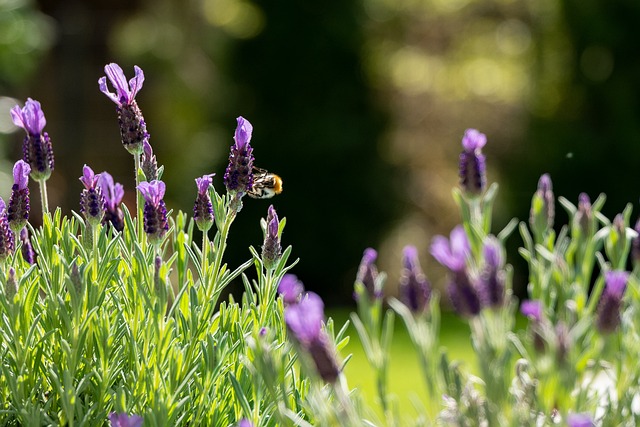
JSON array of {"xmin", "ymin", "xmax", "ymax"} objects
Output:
[{"xmin": 1, "ymin": 0, "xmax": 640, "ymax": 307}]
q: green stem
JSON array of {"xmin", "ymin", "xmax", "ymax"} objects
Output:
[
  {"xmin": 38, "ymin": 179, "xmax": 49, "ymax": 215},
  {"xmin": 210, "ymin": 200, "xmax": 235, "ymax": 299},
  {"xmin": 202, "ymin": 230, "xmax": 209, "ymax": 288},
  {"xmin": 134, "ymin": 153, "xmax": 143, "ymax": 241}
]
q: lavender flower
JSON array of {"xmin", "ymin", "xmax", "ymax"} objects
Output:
[
  {"xmin": 0, "ymin": 198, "xmax": 15, "ymax": 261},
  {"xmin": 98, "ymin": 172, "xmax": 125, "ymax": 232},
  {"xmin": 458, "ymin": 128, "xmax": 487, "ymax": 195},
  {"xmin": 355, "ymin": 247, "xmax": 381, "ymax": 300},
  {"xmin": 278, "ymin": 274, "xmax": 304, "ymax": 305},
  {"xmin": 193, "ymin": 174, "xmax": 215, "ymax": 232},
  {"xmin": 79, "ymin": 165, "xmax": 105, "ymax": 227},
  {"xmin": 108, "ymin": 412, "xmax": 143, "ymax": 427},
  {"xmin": 530, "ymin": 173, "xmax": 554, "ymax": 236},
  {"xmin": 478, "ymin": 236, "xmax": 506, "ymax": 308},
  {"xmin": 99, "ymin": 63, "xmax": 148, "ymax": 155},
  {"xmin": 137, "ymin": 180, "xmax": 169, "ymax": 244},
  {"xmin": 262, "ymin": 205, "xmax": 281, "ymax": 270},
  {"xmin": 573, "ymin": 193, "xmax": 593, "ymax": 235},
  {"xmin": 399, "ymin": 246, "xmax": 432, "ymax": 313},
  {"xmin": 431, "ymin": 226, "xmax": 481, "ymax": 317},
  {"xmin": 7, "ymin": 160, "xmax": 31, "ymax": 233},
  {"xmin": 20, "ymin": 227, "xmax": 36, "ymax": 264},
  {"xmin": 223, "ymin": 116, "xmax": 254, "ymax": 196},
  {"xmin": 141, "ymin": 141, "xmax": 158, "ymax": 181},
  {"xmin": 596, "ymin": 270, "xmax": 629, "ymax": 333},
  {"xmin": 285, "ymin": 292, "xmax": 340, "ymax": 383},
  {"xmin": 520, "ymin": 300, "xmax": 542, "ymax": 322},
  {"xmin": 521, "ymin": 299, "xmax": 545, "ymax": 352},
  {"xmin": 10, "ymin": 98, "xmax": 55, "ymax": 182},
  {"xmin": 566, "ymin": 413, "xmax": 594, "ymax": 427},
  {"xmin": 238, "ymin": 419, "xmax": 253, "ymax": 427}
]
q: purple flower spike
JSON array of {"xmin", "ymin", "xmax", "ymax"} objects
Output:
[
  {"xmin": 223, "ymin": 116, "xmax": 255, "ymax": 199},
  {"xmin": 278, "ymin": 274, "xmax": 305, "ymax": 305},
  {"xmin": 399, "ymin": 245, "xmax": 432, "ymax": 313},
  {"xmin": 566, "ymin": 413, "xmax": 594, "ymax": 427},
  {"xmin": 447, "ymin": 271, "xmax": 482, "ymax": 317},
  {"xmin": 430, "ymin": 226, "xmax": 470, "ymax": 272},
  {"xmin": 530, "ymin": 173, "xmax": 555, "ymax": 235},
  {"xmin": 520, "ymin": 299, "xmax": 543, "ymax": 322},
  {"xmin": 596, "ymin": 270, "xmax": 629, "ymax": 333},
  {"xmin": 20, "ymin": 227, "xmax": 36, "ymax": 264},
  {"xmin": 478, "ymin": 236, "xmax": 506, "ymax": 308},
  {"xmin": 11, "ymin": 98, "xmax": 54, "ymax": 182},
  {"xmin": 7, "ymin": 160, "xmax": 31, "ymax": 233},
  {"xmin": 285, "ymin": 292, "xmax": 340, "ymax": 383},
  {"xmin": 99, "ymin": 63, "xmax": 149, "ymax": 155},
  {"xmin": 194, "ymin": 174, "xmax": 215, "ymax": 232},
  {"xmin": 79, "ymin": 165, "xmax": 105, "ymax": 226},
  {"xmin": 108, "ymin": 412, "xmax": 143, "ymax": 427},
  {"xmin": 98, "ymin": 172, "xmax": 125, "ymax": 231},
  {"xmin": 141, "ymin": 141, "xmax": 158, "ymax": 181},
  {"xmin": 138, "ymin": 180, "xmax": 169, "ymax": 244},
  {"xmin": 262, "ymin": 205, "xmax": 282, "ymax": 269},
  {"xmin": 99, "ymin": 63, "xmax": 145, "ymax": 106},
  {"xmin": 355, "ymin": 247, "xmax": 382, "ymax": 300},
  {"xmin": 0, "ymin": 198, "xmax": 15, "ymax": 260},
  {"xmin": 459, "ymin": 128, "xmax": 487, "ymax": 195}
]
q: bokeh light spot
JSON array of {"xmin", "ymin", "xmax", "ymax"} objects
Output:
[
  {"xmin": 202, "ymin": 0, "xmax": 265, "ymax": 39},
  {"xmin": 580, "ymin": 44, "xmax": 614, "ymax": 83}
]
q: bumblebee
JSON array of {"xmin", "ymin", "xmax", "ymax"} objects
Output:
[{"xmin": 247, "ymin": 167, "xmax": 283, "ymax": 199}]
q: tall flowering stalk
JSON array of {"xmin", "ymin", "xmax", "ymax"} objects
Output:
[
  {"xmin": 10, "ymin": 98, "xmax": 54, "ymax": 214},
  {"xmin": 7, "ymin": 160, "xmax": 31, "ymax": 234},
  {"xmin": 194, "ymin": 173, "xmax": 215, "ymax": 286},
  {"xmin": 223, "ymin": 116, "xmax": 255, "ymax": 212},
  {"xmin": 99, "ymin": 63, "xmax": 149, "ymax": 237}
]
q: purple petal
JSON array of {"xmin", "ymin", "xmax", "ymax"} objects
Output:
[
  {"xmin": 0, "ymin": 196, "xmax": 5, "ymax": 213},
  {"xmin": 566, "ymin": 413, "xmax": 593, "ymax": 427},
  {"xmin": 79, "ymin": 164, "xmax": 97, "ymax": 189},
  {"xmin": 402, "ymin": 245, "xmax": 419, "ymax": 270},
  {"xmin": 461, "ymin": 128, "xmax": 486, "ymax": 152},
  {"xmin": 11, "ymin": 98, "xmax": 46, "ymax": 135},
  {"xmin": 108, "ymin": 412, "xmax": 143, "ymax": 427},
  {"xmin": 195, "ymin": 174, "xmax": 215, "ymax": 195},
  {"xmin": 104, "ymin": 63, "xmax": 130, "ymax": 103},
  {"xmin": 137, "ymin": 180, "xmax": 166, "ymax": 206},
  {"xmin": 278, "ymin": 274, "xmax": 304, "ymax": 304},
  {"xmin": 605, "ymin": 270, "xmax": 629, "ymax": 297},
  {"xmin": 143, "ymin": 140, "xmax": 153, "ymax": 158},
  {"xmin": 285, "ymin": 292, "xmax": 324, "ymax": 342},
  {"xmin": 128, "ymin": 65, "xmax": 145, "ymax": 100},
  {"xmin": 234, "ymin": 116, "xmax": 253, "ymax": 150},
  {"xmin": 482, "ymin": 236, "xmax": 503, "ymax": 269},
  {"xmin": 430, "ymin": 227, "xmax": 470, "ymax": 272},
  {"xmin": 98, "ymin": 76, "xmax": 119, "ymax": 104},
  {"xmin": 520, "ymin": 299, "xmax": 542, "ymax": 322},
  {"xmin": 13, "ymin": 160, "xmax": 30, "ymax": 190},
  {"xmin": 238, "ymin": 419, "xmax": 253, "ymax": 427},
  {"xmin": 98, "ymin": 172, "xmax": 124, "ymax": 209}
]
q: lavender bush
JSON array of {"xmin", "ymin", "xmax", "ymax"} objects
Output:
[{"xmin": 0, "ymin": 63, "xmax": 637, "ymax": 427}]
